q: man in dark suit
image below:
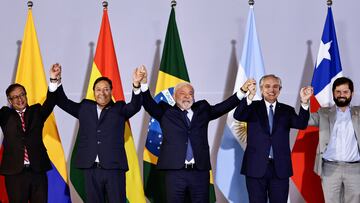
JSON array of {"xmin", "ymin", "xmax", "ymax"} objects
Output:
[
  {"xmin": 138, "ymin": 65, "xmax": 254, "ymax": 203},
  {"xmin": 51, "ymin": 64, "xmax": 142, "ymax": 203},
  {"xmin": 233, "ymin": 74, "xmax": 312, "ymax": 203},
  {"xmin": 0, "ymin": 70, "xmax": 58, "ymax": 203}
]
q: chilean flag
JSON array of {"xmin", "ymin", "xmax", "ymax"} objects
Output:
[{"xmin": 291, "ymin": 6, "xmax": 342, "ymax": 203}]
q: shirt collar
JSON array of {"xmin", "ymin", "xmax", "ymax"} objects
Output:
[{"xmin": 264, "ymin": 100, "xmax": 277, "ymax": 109}]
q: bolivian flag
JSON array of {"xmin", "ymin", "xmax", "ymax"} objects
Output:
[{"xmin": 69, "ymin": 7, "xmax": 145, "ymax": 203}]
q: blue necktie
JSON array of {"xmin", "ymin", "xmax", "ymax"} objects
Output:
[
  {"xmin": 268, "ymin": 104, "xmax": 274, "ymax": 158},
  {"xmin": 183, "ymin": 110, "xmax": 194, "ymax": 161}
]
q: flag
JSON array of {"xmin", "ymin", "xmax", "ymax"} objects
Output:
[
  {"xmin": 291, "ymin": 6, "xmax": 342, "ymax": 203},
  {"xmin": 143, "ymin": 7, "xmax": 216, "ymax": 203},
  {"xmin": 0, "ymin": 7, "xmax": 71, "ymax": 203},
  {"xmin": 215, "ymin": 6, "xmax": 265, "ymax": 203},
  {"xmin": 69, "ymin": 7, "xmax": 146, "ymax": 203}
]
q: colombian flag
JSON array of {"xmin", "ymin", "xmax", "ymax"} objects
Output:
[
  {"xmin": 143, "ymin": 7, "xmax": 216, "ymax": 203},
  {"xmin": 0, "ymin": 6, "xmax": 71, "ymax": 203},
  {"xmin": 69, "ymin": 7, "xmax": 146, "ymax": 203}
]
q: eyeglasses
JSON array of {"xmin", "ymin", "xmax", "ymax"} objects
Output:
[{"xmin": 8, "ymin": 92, "xmax": 26, "ymax": 100}]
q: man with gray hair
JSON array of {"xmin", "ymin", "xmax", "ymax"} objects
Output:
[
  {"xmin": 138, "ymin": 65, "xmax": 255, "ymax": 203},
  {"xmin": 233, "ymin": 74, "xmax": 312, "ymax": 203}
]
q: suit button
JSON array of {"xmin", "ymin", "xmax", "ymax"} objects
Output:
[
  {"xmin": 97, "ymin": 130, "xmax": 101, "ymax": 133},
  {"xmin": 97, "ymin": 141, "xmax": 101, "ymax": 144}
]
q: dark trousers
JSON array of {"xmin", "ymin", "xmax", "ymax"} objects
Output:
[
  {"xmin": 83, "ymin": 167, "xmax": 126, "ymax": 203},
  {"xmin": 164, "ymin": 168, "xmax": 209, "ymax": 203},
  {"xmin": 5, "ymin": 167, "xmax": 48, "ymax": 203},
  {"xmin": 246, "ymin": 161, "xmax": 289, "ymax": 203}
]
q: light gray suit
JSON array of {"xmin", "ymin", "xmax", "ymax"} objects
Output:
[{"xmin": 308, "ymin": 105, "xmax": 360, "ymax": 203}]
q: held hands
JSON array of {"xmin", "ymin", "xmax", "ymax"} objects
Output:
[
  {"xmin": 300, "ymin": 86, "xmax": 313, "ymax": 104},
  {"xmin": 50, "ymin": 63, "xmax": 62, "ymax": 84},
  {"xmin": 139, "ymin": 65, "xmax": 147, "ymax": 84},
  {"xmin": 241, "ymin": 79, "xmax": 257, "ymax": 100},
  {"xmin": 133, "ymin": 65, "xmax": 148, "ymax": 88}
]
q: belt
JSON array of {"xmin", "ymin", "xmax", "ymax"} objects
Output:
[
  {"xmin": 323, "ymin": 159, "xmax": 360, "ymax": 165},
  {"xmin": 267, "ymin": 158, "xmax": 274, "ymax": 164},
  {"xmin": 91, "ymin": 162, "xmax": 102, "ymax": 168},
  {"xmin": 184, "ymin": 163, "xmax": 196, "ymax": 170}
]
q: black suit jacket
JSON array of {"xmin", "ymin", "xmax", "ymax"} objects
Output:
[
  {"xmin": 0, "ymin": 90, "xmax": 55, "ymax": 175},
  {"xmin": 233, "ymin": 98, "xmax": 309, "ymax": 178},
  {"xmin": 142, "ymin": 89, "xmax": 241, "ymax": 170},
  {"xmin": 56, "ymin": 85, "xmax": 141, "ymax": 170}
]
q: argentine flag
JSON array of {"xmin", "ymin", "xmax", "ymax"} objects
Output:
[{"xmin": 215, "ymin": 6, "xmax": 265, "ymax": 203}]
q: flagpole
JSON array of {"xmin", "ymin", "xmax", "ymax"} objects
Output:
[
  {"xmin": 27, "ymin": 1, "xmax": 33, "ymax": 9},
  {"xmin": 171, "ymin": 0, "xmax": 177, "ymax": 7},
  {"xmin": 327, "ymin": 0, "xmax": 332, "ymax": 6},
  {"xmin": 102, "ymin": 1, "xmax": 108, "ymax": 10}
]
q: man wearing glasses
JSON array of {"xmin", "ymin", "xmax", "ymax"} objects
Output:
[{"xmin": 0, "ymin": 69, "xmax": 58, "ymax": 203}]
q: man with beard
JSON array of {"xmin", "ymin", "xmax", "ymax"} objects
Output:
[
  {"xmin": 308, "ymin": 77, "xmax": 360, "ymax": 203},
  {"xmin": 138, "ymin": 65, "xmax": 255, "ymax": 203}
]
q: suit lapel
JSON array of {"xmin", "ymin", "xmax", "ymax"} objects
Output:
[
  {"xmin": 329, "ymin": 106, "xmax": 337, "ymax": 131},
  {"xmin": 174, "ymin": 105, "xmax": 190, "ymax": 128},
  {"xmin": 272, "ymin": 102, "xmax": 282, "ymax": 133},
  {"xmin": 258, "ymin": 100, "xmax": 271, "ymax": 134},
  {"xmin": 96, "ymin": 101, "xmax": 114, "ymax": 124}
]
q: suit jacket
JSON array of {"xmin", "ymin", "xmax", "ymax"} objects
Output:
[
  {"xmin": 56, "ymin": 85, "xmax": 141, "ymax": 170},
  {"xmin": 308, "ymin": 105, "xmax": 360, "ymax": 176},
  {"xmin": 142, "ymin": 89, "xmax": 241, "ymax": 170},
  {"xmin": 0, "ymin": 90, "xmax": 55, "ymax": 175},
  {"xmin": 233, "ymin": 98, "xmax": 309, "ymax": 178}
]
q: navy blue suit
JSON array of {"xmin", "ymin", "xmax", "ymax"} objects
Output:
[
  {"xmin": 56, "ymin": 85, "xmax": 141, "ymax": 203},
  {"xmin": 142, "ymin": 89, "xmax": 241, "ymax": 203},
  {"xmin": 233, "ymin": 98, "xmax": 309, "ymax": 203}
]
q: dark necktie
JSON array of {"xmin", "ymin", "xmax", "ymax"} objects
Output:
[
  {"xmin": 19, "ymin": 112, "xmax": 29, "ymax": 163},
  {"xmin": 183, "ymin": 110, "xmax": 193, "ymax": 162},
  {"xmin": 268, "ymin": 104, "xmax": 274, "ymax": 158}
]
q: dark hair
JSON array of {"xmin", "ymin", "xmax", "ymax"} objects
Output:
[
  {"xmin": 332, "ymin": 77, "xmax": 354, "ymax": 93},
  {"xmin": 6, "ymin": 83, "xmax": 26, "ymax": 98},
  {"xmin": 92, "ymin": 77, "xmax": 113, "ymax": 90}
]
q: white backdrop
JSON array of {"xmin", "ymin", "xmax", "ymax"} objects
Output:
[{"xmin": 1, "ymin": 0, "xmax": 360, "ymax": 202}]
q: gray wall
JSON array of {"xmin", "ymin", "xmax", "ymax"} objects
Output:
[{"xmin": 1, "ymin": 0, "xmax": 359, "ymax": 202}]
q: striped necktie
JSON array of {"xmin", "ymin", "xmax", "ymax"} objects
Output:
[{"xmin": 19, "ymin": 112, "xmax": 29, "ymax": 164}]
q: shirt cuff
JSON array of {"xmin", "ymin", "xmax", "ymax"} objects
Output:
[
  {"xmin": 246, "ymin": 97, "xmax": 253, "ymax": 105},
  {"xmin": 133, "ymin": 88, "xmax": 141, "ymax": 95},
  {"xmin": 49, "ymin": 82, "xmax": 60, "ymax": 92},
  {"xmin": 301, "ymin": 103, "xmax": 309, "ymax": 110},
  {"xmin": 236, "ymin": 91, "xmax": 246, "ymax": 100},
  {"xmin": 141, "ymin": 83, "xmax": 149, "ymax": 92}
]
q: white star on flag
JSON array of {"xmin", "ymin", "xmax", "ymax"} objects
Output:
[{"xmin": 316, "ymin": 40, "xmax": 332, "ymax": 68}]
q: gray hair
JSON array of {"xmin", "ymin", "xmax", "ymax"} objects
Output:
[
  {"xmin": 173, "ymin": 82, "xmax": 194, "ymax": 96},
  {"xmin": 259, "ymin": 74, "xmax": 282, "ymax": 90}
]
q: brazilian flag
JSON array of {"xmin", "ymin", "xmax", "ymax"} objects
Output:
[{"xmin": 143, "ymin": 6, "xmax": 216, "ymax": 203}]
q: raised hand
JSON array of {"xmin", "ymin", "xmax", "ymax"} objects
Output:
[
  {"xmin": 241, "ymin": 78, "xmax": 256, "ymax": 92},
  {"xmin": 50, "ymin": 63, "xmax": 62, "ymax": 83},
  {"xmin": 139, "ymin": 65, "xmax": 148, "ymax": 84},
  {"xmin": 300, "ymin": 86, "xmax": 313, "ymax": 104},
  {"xmin": 248, "ymin": 82, "xmax": 257, "ymax": 101}
]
